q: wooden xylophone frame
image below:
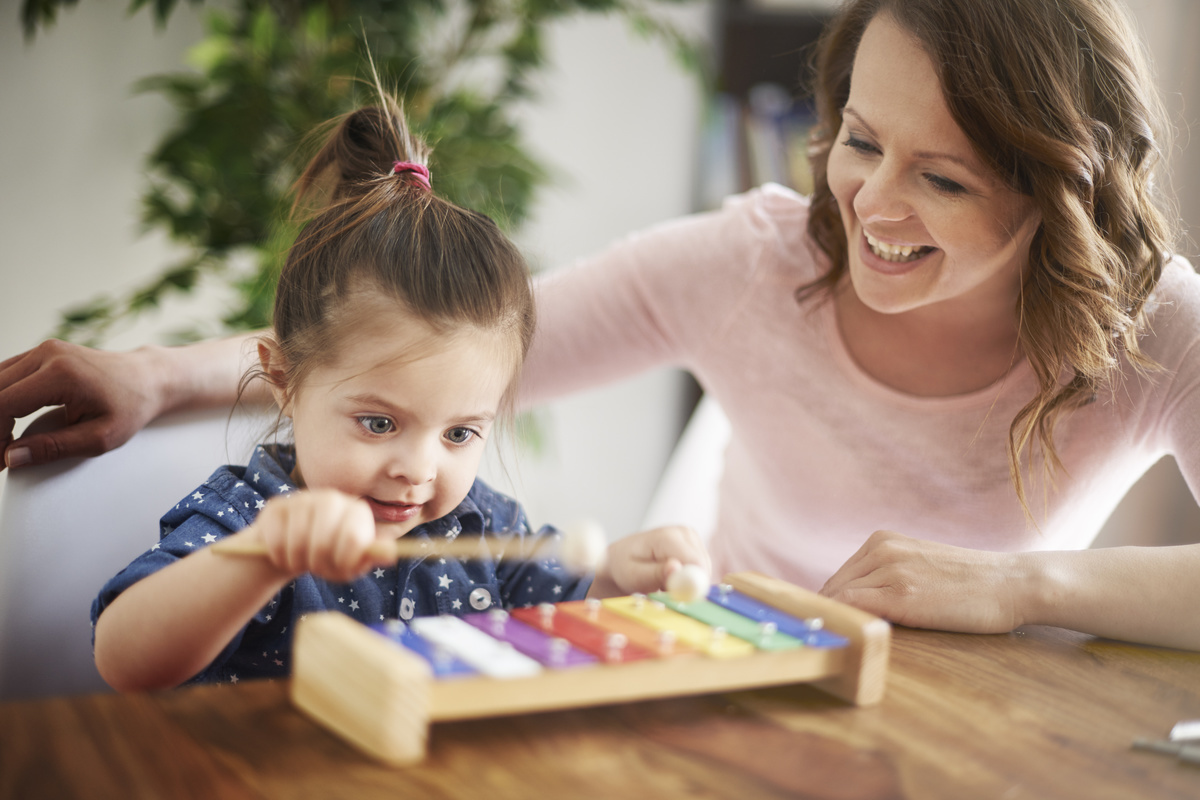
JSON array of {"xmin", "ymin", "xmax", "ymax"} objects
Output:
[{"xmin": 290, "ymin": 571, "xmax": 892, "ymax": 766}]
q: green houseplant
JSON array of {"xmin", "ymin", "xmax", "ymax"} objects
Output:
[{"xmin": 21, "ymin": 0, "xmax": 703, "ymax": 345}]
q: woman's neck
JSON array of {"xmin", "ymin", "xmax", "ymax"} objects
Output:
[{"xmin": 834, "ymin": 283, "xmax": 1023, "ymax": 397}]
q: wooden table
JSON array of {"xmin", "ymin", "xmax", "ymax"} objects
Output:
[{"xmin": 2, "ymin": 624, "xmax": 1197, "ymax": 800}]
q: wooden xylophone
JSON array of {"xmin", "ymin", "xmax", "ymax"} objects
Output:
[{"xmin": 290, "ymin": 571, "xmax": 891, "ymax": 765}]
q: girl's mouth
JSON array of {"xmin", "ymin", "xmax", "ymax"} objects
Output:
[{"xmin": 366, "ymin": 497, "xmax": 421, "ymax": 524}]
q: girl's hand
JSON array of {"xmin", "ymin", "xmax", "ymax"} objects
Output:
[
  {"xmin": 820, "ymin": 530, "xmax": 1026, "ymax": 634},
  {"xmin": 588, "ymin": 525, "xmax": 711, "ymax": 599},
  {"xmin": 250, "ymin": 489, "xmax": 392, "ymax": 583}
]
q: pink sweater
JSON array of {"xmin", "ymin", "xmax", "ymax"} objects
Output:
[{"xmin": 522, "ymin": 185, "xmax": 1200, "ymax": 590}]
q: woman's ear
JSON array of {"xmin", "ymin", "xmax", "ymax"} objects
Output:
[{"xmin": 257, "ymin": 340, "xmax": 292, "ymax": 416}]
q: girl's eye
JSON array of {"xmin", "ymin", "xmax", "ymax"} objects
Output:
[
  {"xmin": 841, "ymin": 135, "xmax": 879, "ymax": 155},
  {"xmin": 358, "ymin": 416, "xmax": 394, "ymax": 435},
  {"xmin": 445, "ymin": 427, "xmax": 475, "ymax": 445},
  {"xmin": 925, "ymin": 174, "xmax": 967, "ymax": 196}
]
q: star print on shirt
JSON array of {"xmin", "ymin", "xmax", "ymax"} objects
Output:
[
  {"xmin": 349, "ymin": 600, "xmax": 359, "ymax": 611},
  {"xmin": 452, "ymin": 599, "xmax": 462, "ymax": 610},
  {"xmin": 255, "ymin": 499, "xmax": 265, "ymax": 510},
  {"xmin": 438, "ymin": 574, "xmax": 453, "ymax": 589},
  {"xmin": 202, "ymin": 533, "xmax": 217, "ymax": 544},
  {"xmin": 278, "ymin": 484, "xmax": 291, "ymax": 492},
  {"xmin": 192, "ymin": 492, "xmax": 204, "ymax": 501},
  {"xmin": 374, "ymin": 568, "xmax": 385, "ymax": 579}
]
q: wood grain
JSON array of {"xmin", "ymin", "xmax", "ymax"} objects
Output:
[{"xmin": 2, "ymin": 625, "xmax": 1198, "ymax": 799}]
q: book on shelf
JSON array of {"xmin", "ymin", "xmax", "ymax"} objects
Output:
[{"xmin": 695, "ymin": 84, "xmax": 817, "ymax": 211}]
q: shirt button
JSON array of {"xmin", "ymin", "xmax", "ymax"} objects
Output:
[
  {"xmin": 399, "ymin": 597, "xmax": 415, "ymax": 620},
  {"xmin": 469, "ymin": 588, "xmax": 492, "ymax": 610}
]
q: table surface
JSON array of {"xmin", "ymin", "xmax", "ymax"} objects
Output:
[{"xmin": 2, "ymin": 624, "xmax": 1198, "ymax": 800}]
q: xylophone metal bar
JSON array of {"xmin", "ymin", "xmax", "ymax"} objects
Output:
[{"xmin": 289, "ymin": 571, "xmax": 891, "ymax": 766}]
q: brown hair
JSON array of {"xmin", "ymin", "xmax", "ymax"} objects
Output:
[
  {"xmin": 253, "ymin": 86, "xmax": 535, "ymax": 415},
  {"xmin": 803, "ymin": 0, "xmax": 1176, "ymax": 512}
]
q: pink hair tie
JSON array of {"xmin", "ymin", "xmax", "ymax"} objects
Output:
[{"xmin": 392, "ymin": 161, "xmax": 431, "ymax": 190}]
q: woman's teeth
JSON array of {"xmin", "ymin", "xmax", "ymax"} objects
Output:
[{"xmin": 866, "ymin": 232, "xmax": 931, "ymax": 263}]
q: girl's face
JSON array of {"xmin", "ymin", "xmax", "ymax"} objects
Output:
[
  {"xmin": 274, "ymin": 313, "xmax": 515, "ymax": 539},
  {"xmin": 826, "ymin": 12, "xmax": 1041, "ymax": 321}
]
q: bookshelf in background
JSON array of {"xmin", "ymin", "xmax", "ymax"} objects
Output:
[{"xmin": 696, "ymin": 0, "xmax": 832, "ymax": 211}]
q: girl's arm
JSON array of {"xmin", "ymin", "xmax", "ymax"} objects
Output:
[
  {"xmin": 820, "ymin": 530, "xmax": 1200, "ymax": 651},
  {"xmin": 94, "ymin": 489, "xmax": 387, "ymax": 691},
  {"xmin": 93, "ymin": 528, "xmax": 291, "ymax": 691},
  {"xmin": 1, "ymin": 332, "xmax": 263, "ymax": 471}
]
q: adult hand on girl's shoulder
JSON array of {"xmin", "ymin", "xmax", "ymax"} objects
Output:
[
  {"xmin": 820, "ymin": 530, "xmax": 1028, "ymax": 635},
  {"xmin": 252, "ymin": 489, "xmax": 387, "ymax": 583},
  {"xmin": 587, "ymin": 524, "xmax": 712, "ymax": 599},
  {"xmin": 0, "ymin": 339, "xmax": 164, "ymax": 471}
]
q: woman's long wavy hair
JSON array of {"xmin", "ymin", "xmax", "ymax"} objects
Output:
[{"xmin": 803, "ymin": 0, "xmax": 1177, "ymax": 514}]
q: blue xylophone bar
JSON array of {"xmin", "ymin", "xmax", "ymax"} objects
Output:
[
  {"xmin": 704, "ymin": 584, "xmax": 850, "ymax": 648},
  {"xmin": 370, "ymin": 619, "xmax": 475, "ymax": 679}
]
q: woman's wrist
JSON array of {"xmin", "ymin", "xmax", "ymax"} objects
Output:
[
  {"xmin": 1011, "ymin": 551, "xmax": 1068, "ymax": 629},
  {"xmin": 137, "ymin": 332, "xmax": 263, "ymax": 417}
]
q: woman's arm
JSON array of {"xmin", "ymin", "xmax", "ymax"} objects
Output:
[
  {"xmin": 0, "ymin": 332, "xmax": 264, "ymax": 470},
  {"xmin": 820, "ymin": 530, "xmax": 1200, "ymax": 650}
]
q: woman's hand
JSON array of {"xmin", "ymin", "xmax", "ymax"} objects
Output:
[
  {"xmin": 0, "ymin": 340, "xmax": 166, "ymax": 470},
  {"xmin": 587, "ymin": 524, "xmax": 712, "ymax": 599},
  {"xmin": 250, "ymin": 489, "xmax": 393, "ymax": 583},
  {"xmin": 1, "ymin": 332, "xmax": 262, "ymax": 471},
  {"xmin": 820, "ymin": 530, "xmax": 1028, "ymax": 634}
]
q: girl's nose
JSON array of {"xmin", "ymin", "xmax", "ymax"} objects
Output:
[
  {"xmin": 387, "ymin": 439, "xmax": 436, "ymax": 485},
  {"xmin": 854, "ymin": 161, "xmax": 912, "ymax": 224}
]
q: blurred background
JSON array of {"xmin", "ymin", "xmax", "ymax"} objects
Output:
[{"xmin": 0, "ymin": 0, "xmax": 1197, "ymax": 548}]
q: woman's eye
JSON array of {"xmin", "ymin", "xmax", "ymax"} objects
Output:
[
  {"xmin": 925, "ymin": 174, "xmax": 967, "ymax": 196},
  {"xmin": 445, "ymin": 427, "xmax": 475, "ymax": 445},
  {"xmin": 358, "ymin": 416, "xmax": 394, "ymax": 435},
  {"xmin": 841, "ymin": 135, "xmax": 879, "ymax": 155}
]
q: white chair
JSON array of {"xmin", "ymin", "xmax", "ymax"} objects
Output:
[
  {"xmin": 0, "ymin": 407, "xmax": 269, "ymax": 700},
  {"xmin": 640, "ymin": 394, "xmax": 731, "ymax": 542}
]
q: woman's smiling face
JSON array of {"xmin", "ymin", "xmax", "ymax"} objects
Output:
[{"xmin": 826, "ymin": 11, "xmax": 1042, "ymax": 320}]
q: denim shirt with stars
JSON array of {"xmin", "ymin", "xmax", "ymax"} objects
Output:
[{"xmin": 91, "ymin": 444, "xmax": 592, "ymax": 686}]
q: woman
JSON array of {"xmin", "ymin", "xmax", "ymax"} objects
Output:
[{"xmin": 4, "ymin": 0, "xmax": 1199, "ymax": 648}]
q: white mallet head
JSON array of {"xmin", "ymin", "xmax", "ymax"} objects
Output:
[
  {"xmin": 666, "ymin": 563, "xmax": 711, "ymax": 604},
  {"xmin": 558, "ymin": 518, "xmax": 608, "ymax": 574}
]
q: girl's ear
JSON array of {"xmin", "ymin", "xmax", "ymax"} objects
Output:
[{"xmin": 257, "ymin": 340, "xmax": 293, "ymax": 415}]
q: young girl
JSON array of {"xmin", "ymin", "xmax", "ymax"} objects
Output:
[{"xmin": 89, "ymin": 93, "xmax": 709, "ymax": 692}]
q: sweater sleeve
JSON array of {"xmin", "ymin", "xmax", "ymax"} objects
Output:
[
  {"xmin": 1147, "ymin": 255, "xmax": 1200, "ymax": 504},
  {"xmin": 519, "ymin": 187, "xmax": 806, "ymax": 406}
]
